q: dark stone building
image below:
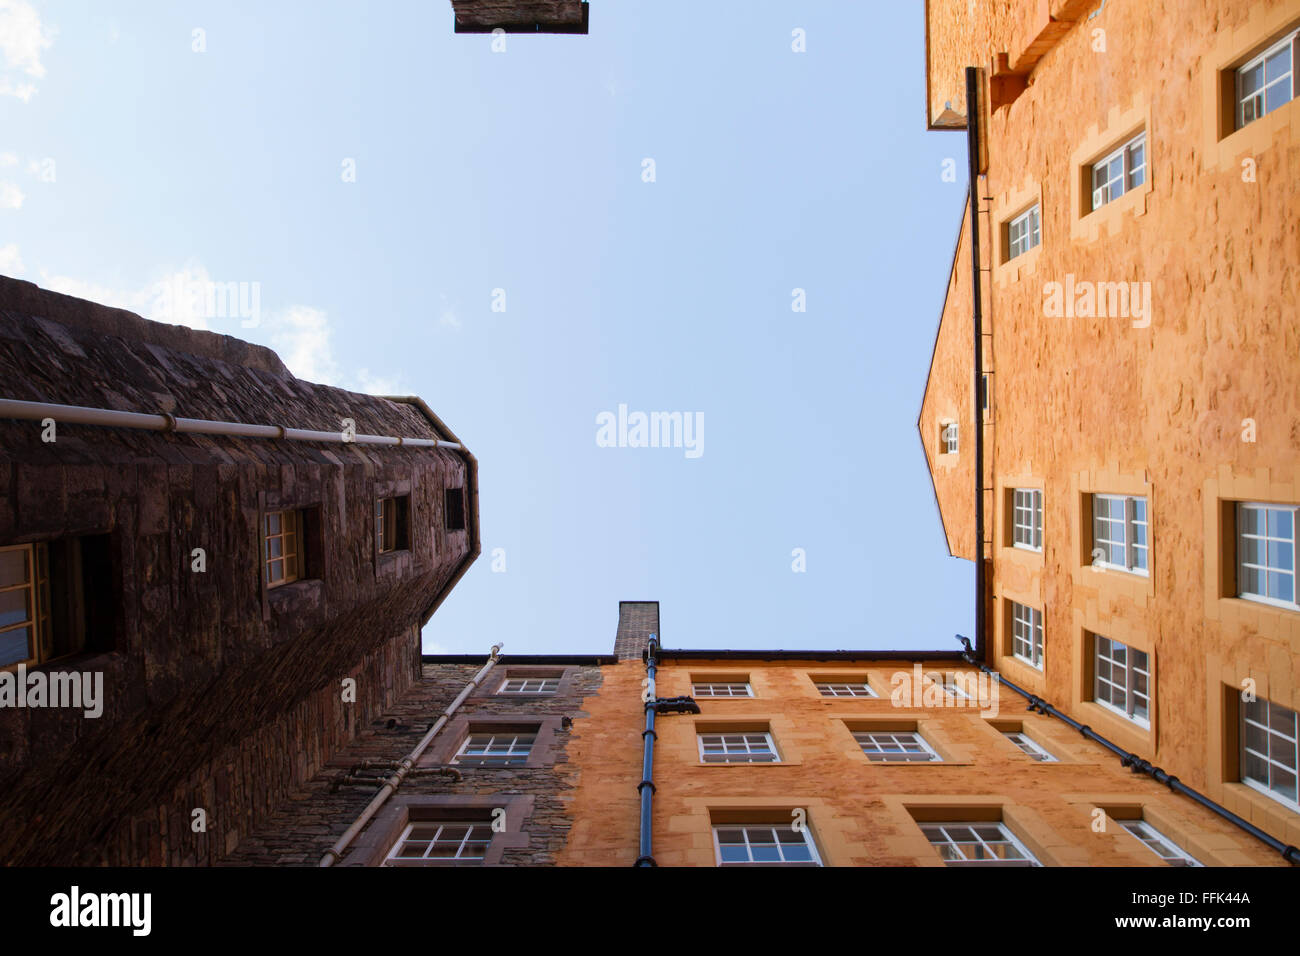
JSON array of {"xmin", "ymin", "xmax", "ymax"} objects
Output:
[
  {"xmin": 0, "ymin": 276, "xmax": 479, "ymax": 865},
  {"xmin": 224, "ymin": 650, "xmax": 612, "ymax": 865},
  {"xmin": 450, "ymin": 0, "xmax": 589, "ymax": 34}
]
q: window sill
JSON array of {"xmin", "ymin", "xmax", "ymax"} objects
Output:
[{"xmin": 267, "ymin": 578, "xmax": 324, "ymax": 614}]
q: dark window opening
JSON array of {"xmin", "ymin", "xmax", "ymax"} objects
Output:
[
  {"xmin": 0, "ymin": 535, "xmax": 116, "ymax": 668},
  {"xmin": 377, "ymin": 496, "xmax": 411, "ymax": 554},
  {"xmin": 445, "ymin": 488, "xmax": 466, "ymax": 532}
]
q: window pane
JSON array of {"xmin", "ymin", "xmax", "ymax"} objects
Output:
[
  {"xmin": 0, "ymin": 627, "xmax": 30, "ymax": 667},
  {"xmin": 0, "ymin": 549, "xmax": 29, "ymax": 586}
]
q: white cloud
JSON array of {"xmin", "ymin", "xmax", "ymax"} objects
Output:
[
  {"xmin": 269, "ymin": 304, "xmax": 340, "ymax": 385},
  {"xmin": 353, "ymin": 368, "xmax": 406, "ymax": 396},
  {"xmin": 0, "ymin": 181, "xmax": 23, "ymax": 209},
  {"xmin": 0, "ymin": 243, "xmax": 22, "ymax": 273},
  {"xmin": 34, "ymin": 259, "xmax": 408, "ymax": 395},
  {"xmin": 438, "ymin": 292, "xmax": 461, "ymax": 329},
  {"xmin": 0, "ymin": 152, "xmax": 16, "ymax": 166},
  {"xmin": 0, "ymin": 0, "xmax": 55, "ymax": 101}
]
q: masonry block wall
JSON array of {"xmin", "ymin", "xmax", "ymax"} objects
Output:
[
  {"xmin": 921, "ymin": 0, "xmax": 1300, "ymax": 847},
  {"xmin": 560, "ymin": 657, "xmax": 1287, "ymax": 865},
  {"xmin": 225, "ymin": 657, "xmax": 603, "ymax": 865},
  {"xmin": 0, "ymin": 278, "xmax": 477, "ymax": 864}
]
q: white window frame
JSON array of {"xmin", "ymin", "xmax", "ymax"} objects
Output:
[
  {"xmin": 383, "ymin": 819, "xmax": 493, "ymax": 866},
  {"xmin": 921, "ymin": 822, "xmax": 1041, "ymax": 867},
  {"xmin": 712, "ymin": 824, "xmax": 822, "ymax": 866},
  {"xmin": 1093, "ymin": 635, "xmax": 1151, "ymax": 728},
  {"xmin": 942, "ymin": 422, "xmax": 959, "ymax": 454},
  {"xmin": 1090, "ymin": 131, "xmax": 1146, "ymax": 210},
  {"xmin": 697, "ymin": 732, "xmax": 780, "ymax": 763},
  {"xmin": 452, "ymin": 732, "xmax": 536, "ymax": 767},
  {"xmin": 1120, "ymin": 820, "xmax": 1201, "ymax": 867},
  {"xmin": 497, "ymin": 677, "xmax": 560, "ymax": 695},
  {"xmin": 692, "ymin": 681, "xmax": 753, "ymax": 698},
  {"xmin": 1006, "ymin": 204, "xmax": 1041, "ymax": 259},
  {"xmin": 1004, "ymin": 731, "xmax": 1056, "ymax": 762},
  {"xmin": 854, "ymin": 730, "xmax": 941, "ymax": 762},
  {"xmin": 1091, "ymin": 493, "xmax": 1149, "ymax": 576},
  {"xmin": 1235, "ymin": 28, "xmax": 1298, "ymax": 129},
  {"xmin": 1236, "ymin": 502, "xmax": 1297, "ymax": 610},
  {"xmin": 928, "ymin": 673, "xmax": 973, "ymax": 701},
  {"xmin": 1012, "ymin": 488, "xmax": 1043, "ymax": 551},
  {"xmin": 1009, "ymin": 601, "xmax": 1044, "ymax": 670},
  {"xmin": 815, "ymin": 681, "xmax": 877, "ymax": 698},
  {"xmin": 1240, "ymin": 697, "xmax": 1300, "ymax": 812}
]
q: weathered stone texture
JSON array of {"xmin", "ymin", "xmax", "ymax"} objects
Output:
[
  {"xmin": 451, "ymin": 0, "xmax": 587, "ymax": 32},
  {"xmin": 224, "ymin": 660, "xmax": 603, "ymax": 866},
  {"xmin": 0, "ymin": 279, "xmax": 477, "ymax": 864}
]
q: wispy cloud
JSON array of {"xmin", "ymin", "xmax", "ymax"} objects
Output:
[
  {"xmin": 0, "ymin": 243, "xmax": 22, "ymax": 273},
  {"xmin": 0, "ymin": 0, "xmax": 56, "ymax": 102},
  {"xmin": 34, "ymin": 261, "xmax": 408, "ymax": 394},
  {"xmin": 0, "ymin": 181, "xmax": 25, "ymax": 209}
]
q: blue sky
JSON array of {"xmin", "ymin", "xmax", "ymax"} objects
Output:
[{"xmin": 1, "ymin": 0, "xmax": 975, "ymax": 655}]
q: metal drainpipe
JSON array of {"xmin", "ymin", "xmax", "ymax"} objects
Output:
[
  {"xmin": 0, "ymin": 397, "xmax": 463, "ymax": 450},
  {"xmin": 318, "ymin": 642, "xmax": 503, "ymax": 867},
  {"xmin": 635, "ymin": 635, "xmax": 700, "ymax": 867},
  {"xmin": 965, "ymin": 65, "xmax": 988, "ymax": 662},
  {"xmin": 956, "ymin": 635, "xmax": 1300, "ymax": 865}
]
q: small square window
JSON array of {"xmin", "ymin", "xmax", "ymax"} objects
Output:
[
  {"xmin": 1004, "ymin": 731, "xmax": 1055, "ymax": 762},
  {"xmin": 815, "ymin": 680, "xmax": 876, "ymax": 698},
  {"xmin": 1240, "ymin": 696, "xmax": 1299, "ymax": 811},
  {"xmin": 1235, "ymin": 29, "xmax": 1298, "ymax": 129},
  {"xmin": 264, "ymin": 509, "xmax": 304, "ymax": 588},
  {"xmin": 1236, "ymin": 502, "xmax": 1296, "ymax": 609},
  {"xmin": 498, "ymin": 676, "xmax": 560, "ymax": 695},
  {"xmin": 1089, "ymin": 132, "xmax": 1146, "ymax": 211},
  {"xmin": 1091, "ymin": 493, "xmax": 1149, "ymax": 575},
  {"xmin": 692, "ymin": 681, "xmax": 753, "ymax": 698},
  {"xmin": 1012, "ymin": 488, "xmax": 1043, "ymax": 551},
  {"xmin": 384, "ymin": 818, "xmax": 494, "ymax": 866},
  {"xmin": 697, "ymin": 732, "xmax": 779, "ymax": 763},
  {"xmin": 1093, "ymin": 635, "xmax": 1150, "ymax": 728},
  {"xmin": 713, "ymin": 823, "xmax": 821, "ymax": 866},
  {"xmin": 1009, "ymin": 601, "xmax": 1043, "ymax": 670},
  {"xmin": 941, "ymin": 422, "xmax": 959, "ymax": 455},
  {"xmin": 1120, "ymin": 819, "xmax": 1201, "ymax": 866},
  {"xmin": 1006, "ymin": 204, "xmax": 1041, "ymax": 259},
  {"xmin": 853, "ymin": 730, "xmax": 940, "ymax": 762},
  {"xmin": 921, "ymin": 821, "xmax": 1040, "ymax": 867},
  {"xmin": 453, "ymin": 732, "xmax": 536, "ymax": 767},
  {"xmin": 376, "ymin": 496, "xmax": 410, "ymax": 554}
]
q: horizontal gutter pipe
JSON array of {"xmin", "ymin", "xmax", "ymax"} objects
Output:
[
  {"xmin": 0, "ymin": 397, "xmax": 462, "ymax": 450},
  {"xmin": 319, "ymin": 642, "xmax": 502, "ymax": 867},
  {"xmin": 956, "ymin": 635, "xmax": 1299, "ymax": 865}
]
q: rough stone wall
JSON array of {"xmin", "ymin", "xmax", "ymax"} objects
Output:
[
  {"xmin": 0, "ymin": 281, "xmax": 476, "ymax": 864},
  {"xmin": 560, "ymin": 658, "xmax": 1287, "ymax": 865},
  {"xmin": 224, "ymin": 660, "xmax": 602, "ymax": 865},
  {"xmin": 923, "ymin": 0, "xmax": 1300, "ymax": 847},
  {"xmin": 450, "ymin": 0, "xmax": 587, "ymax": 33}
]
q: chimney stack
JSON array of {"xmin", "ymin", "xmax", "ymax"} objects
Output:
[{"xmin": 613, "ymin": 601, "xmax": 659, "ymax": 660}]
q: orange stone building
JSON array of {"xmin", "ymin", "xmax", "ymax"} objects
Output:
[
  {"xmin": 919, "ymin": 0, "xmax": 1300, "ymax": 861},
  {"xmin": 555, "ymin": 603, "xmax": 1288, "ymax": 866}
]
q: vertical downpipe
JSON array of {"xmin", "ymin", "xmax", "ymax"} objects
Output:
[
  {"xmin": 635, "ymin": 634, "xmax": 659, "ymax": 866},
  {"xmin": 965, "ymin": 66, "xmax": 988, "ymax": 661}
]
